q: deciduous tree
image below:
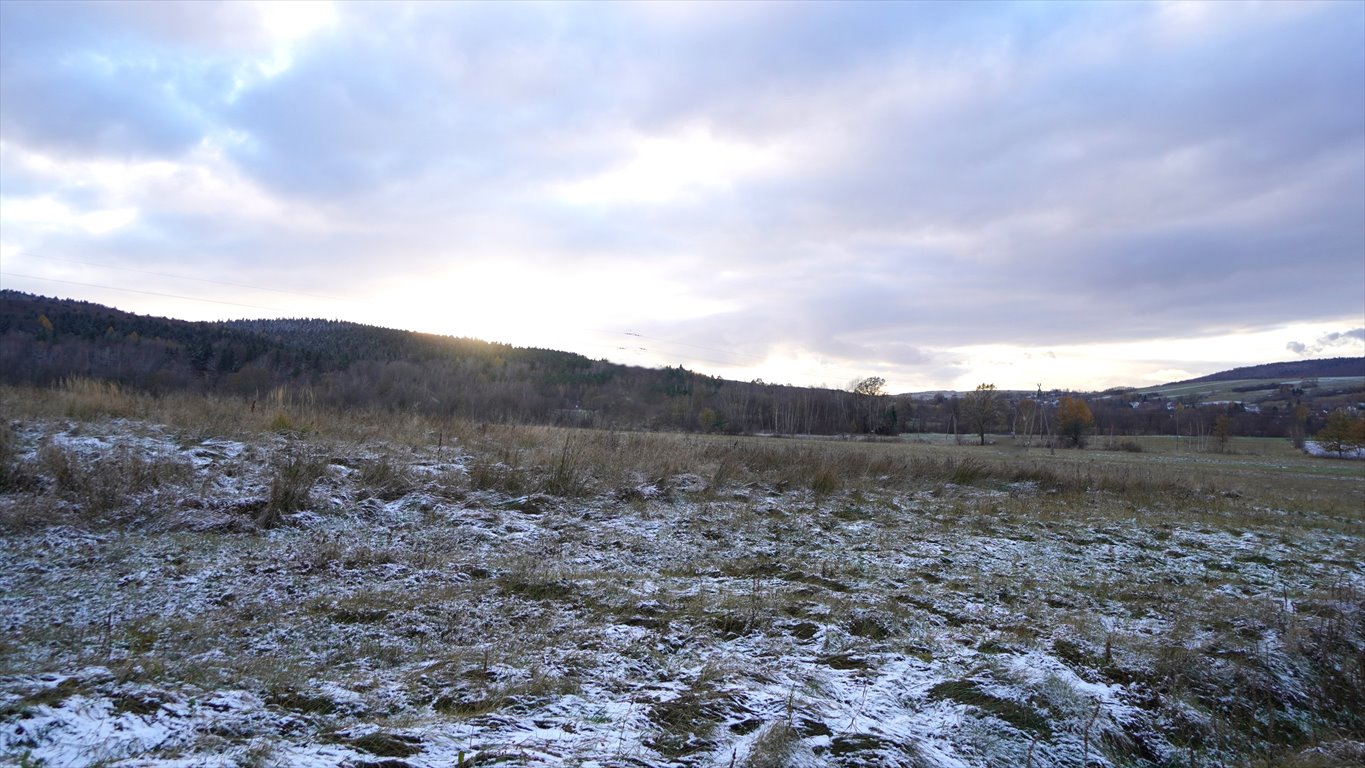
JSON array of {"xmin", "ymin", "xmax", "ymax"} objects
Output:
[
  {"xmin": 1213, "ymin": 414, "xmax": 1233, "ymax": 452},
  {"xmin": 851, "ymin": 377, "xmax": 886, "ymax": 397},
  {"xmin": 847, "ymin": 376, "xmax": 887, "ymax": 433},
  {"xmin": 963, "ymin": 383, "xmax": 1000, "ymax": 446},
  {"xmin": 1316, "ymin": 409, "xmax": 1365, "ymax": 456},
  {"xmin": 1057, "ymin": 396, "xmax": 1094, "ymax": 448}
]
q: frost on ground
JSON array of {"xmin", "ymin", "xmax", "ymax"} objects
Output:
[
  {"xmin": 1303, "ymin": 440, "xmax": 1365, "ymax": 460},
  {"xmin": 1, "ymin": 417, "xmax": 1363, "ymax": 768}
]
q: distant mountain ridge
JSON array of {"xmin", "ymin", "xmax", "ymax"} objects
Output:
[{"xmin": 1167, "ymin": 357, "xmax": 1365, "ymax": 386}]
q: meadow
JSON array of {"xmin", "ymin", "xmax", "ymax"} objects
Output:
[{"xmin": 1, "ymin": 380, "xmax": 1361, "ymax": 767}]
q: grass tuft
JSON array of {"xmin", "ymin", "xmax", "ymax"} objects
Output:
[
  {"xmin": 743, "ymin": 721, "xmax": 801, "ymax": 768},
  {"xmin": 928, "ymin": 679, "xmax": 1053, "ymax": 739},
  {"xmin": 358, "ymin": 455, "xmax": 417, "ymax": 501},
  {"xmin": 262, "ymin": 451, "xmax": 325, "ymax": 527}
]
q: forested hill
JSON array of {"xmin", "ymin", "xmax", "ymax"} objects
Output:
[
  {"xmin": 0, "ymin": 290, "xmax": 594, "ymax": 386},
  {"xmin": 2, "ymin": 290, "xmax": 1352, "ymax": 438},
  {"xmin": 2, "ymin": 290, "xmax": 631, "ymax": 421},
  {"xmin": 220, "ymin": 317, "xmax": 597, "ymax": 373},
  {"xmin": 0, "ymin": 291, "xmax": 913, "ymax": 434},
  {"xmin": 1168, "ymin": 357, "xmax": 1365, "ymax": 385}
]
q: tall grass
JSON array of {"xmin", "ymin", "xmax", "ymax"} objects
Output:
[
  {"xmin": 261, "ymin": 452, "xmax": 326, "ymax": 528},
  {"xmin": 0, "ymin": 420, "xmax": 23, "ymax": 492},
  {"xmin": 3, "ymin": 379, "xmax": 1361, "ymax": 519},
  {"xmin": 1, "ymin": 380, "xmax": 1360, "ymax": 767},
  {"xmin": 37, "ymin": 440, "xmax": 192, "ymax": 515}
]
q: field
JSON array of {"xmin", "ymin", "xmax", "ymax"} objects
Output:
[
  {"xmin": 1132, "ymin": 376, "xmax": 1365, "ymax": 411},
  {"xmin": 1, "ymin": 382, "xmax": 1362, "ymax": 768}
]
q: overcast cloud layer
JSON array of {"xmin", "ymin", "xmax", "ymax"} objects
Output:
[{"xmin": 2, "ymin": 1, "xmax": 1362, "ymax": 390}]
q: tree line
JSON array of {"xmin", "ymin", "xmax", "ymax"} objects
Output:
[{"xmin": 2, "ymin": 291, "xmax": 1359, "ymax": 444}]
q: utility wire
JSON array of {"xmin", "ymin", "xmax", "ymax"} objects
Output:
[
  {"xmin": 1, "ymin": 273, "xmax": 282, "ymax": 311},
  {"xmin": 624, "ymin": 329, "xmax": 772, "ymax": 367},
  {"xmin": 620, "ymin": 329, "xmax": 869, "ymax": 386},
  {"xmin": 621, "ymin": 337, "xmax": 867, "ymax": 389},
  {"xmin": 14, "ymin": 254, "xmax": 350, "ymax": 303}
]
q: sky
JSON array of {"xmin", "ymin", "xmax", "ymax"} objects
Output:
[{"xmin": 1, "ymin": 0, "xmax": 1363, "ymax": 393}]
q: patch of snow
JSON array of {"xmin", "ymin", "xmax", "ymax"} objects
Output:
[{"xmin": 1303, "ymin": 440, "xmax": 1365, "ymax": 459}]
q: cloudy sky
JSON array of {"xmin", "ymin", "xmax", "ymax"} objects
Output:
[{"xmin": 2, "ymin": 1, "xmax": 1362, "ymax": 391}]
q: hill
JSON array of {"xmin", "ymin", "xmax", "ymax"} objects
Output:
[
  {"xmin": 0, "ymin": 291, "xmax": 914, "ymax": 435},
  {"xmin": 1167, "ymin": 357, "xmax": 1364, "ymax": 385},
  {"xmin": 4, "ymin": 291, "xmax": 1356, "ymax": 439},
  {"xmin": 1133, "ymin": 358, "xmax": 1364, "ymax": 420}
]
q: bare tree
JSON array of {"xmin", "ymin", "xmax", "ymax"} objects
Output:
[{"xmin": 962, "ymin": 383, "xmax": 1000, "ymax": 446}]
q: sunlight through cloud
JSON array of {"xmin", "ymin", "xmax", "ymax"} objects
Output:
[
  {"xmin": 0, "ymin": 196, "xmax": 137, "ymax": 235},
  {"xmin": 554, "ymin": 127, "xmax": 786, "ymax": 206},
  {"xmin": 257, "ymin": 0, "xmax": 336, "ymax": 44}
]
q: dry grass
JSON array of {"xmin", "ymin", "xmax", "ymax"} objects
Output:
[
  {"xmin": 0, "ymin": 380, "xmax": 1361, "ymax": 767},
  {"xmin": 5, "ymin": 378, "xmax": 1359, "ymax": 517}
]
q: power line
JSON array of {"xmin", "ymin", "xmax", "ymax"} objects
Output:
[
  {"xmin": 624, "ymin": 329, "xmax": 773, "ymax": 367},
  {"xmin": 619, "ymin": 332, "xmax": 867, "ymax": 388},
  {"xmin": 14, "ymin": 254, "xmax": 350, "ymax": 303},
  {"xmin": 1, "ymin": 273, "xmax": 282, "ymax": 311},
  {"xmin": 618, "ymin": 332, "xmax": 879, "ymax": 388}
]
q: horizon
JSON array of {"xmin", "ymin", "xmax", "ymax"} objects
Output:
[
  {"xmin": 2, "ymin": 1, "xmax": 1363, "ymax": 391},
  {"xmin": 8, "ymin": 288, "xmax": 1362, "ymax": 396}
]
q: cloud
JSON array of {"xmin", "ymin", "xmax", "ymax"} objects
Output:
[
  {"xmin": 553, "ymin": 127, "xmax": 789, "ymax": 206},
  {"xmin": 1287, "ymin": 328, "xmax": 1365, "ymax": 357},
  {"xmin": 1, "ymin": 0, "xmax": 1362, "ymax": 389},
  {"xmin": 0, "ymin": 196, "xmax": 137, "ymax": 235},
  {"xmin": 0, "ymin": 0, "xmax": 349, "ymax": 172}
]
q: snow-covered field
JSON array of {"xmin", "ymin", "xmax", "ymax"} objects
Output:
[{"xmin": 2, "ymin": 414, "xmax": 1362, "ymax": 767}]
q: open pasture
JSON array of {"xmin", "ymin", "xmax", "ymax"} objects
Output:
[{"xmin": 1, "ymin": 383, "xmax": 1362, "ymax": 767}]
